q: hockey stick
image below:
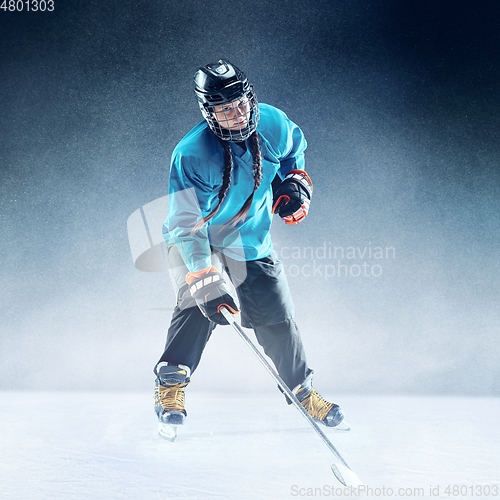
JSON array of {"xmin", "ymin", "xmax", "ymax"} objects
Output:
[{"xmin": 220, "ymin": 308, "xmax": 363, "ymax": 488}]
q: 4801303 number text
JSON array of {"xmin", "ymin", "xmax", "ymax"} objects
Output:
[{"xmin": 1, "ymin": 0, "xmax": 54, "ymax": 11}]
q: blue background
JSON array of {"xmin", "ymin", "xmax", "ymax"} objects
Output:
[{"xmin": 1, "ymin": 0, "xmax": 499, "ymax": 395}]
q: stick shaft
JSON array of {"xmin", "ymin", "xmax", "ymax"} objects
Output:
[{"xmin": 220, "ymin": 308, "xmax": 350, "ymax": 468}]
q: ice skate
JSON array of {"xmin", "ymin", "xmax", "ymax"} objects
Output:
[
  {"xmin": 295, "ymin": 371, "xmax": 348, "ymax": 430},
  {"xmin": 154, "ymin": 363, "xmax": 190, "ymax": 441}
]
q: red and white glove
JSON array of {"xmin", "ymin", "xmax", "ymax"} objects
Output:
[
  {"xmin": 186, "ymin": 266, "xmax": 239, "ymax": 324},
  {"xmin": 272, "ymin": 169, "xmax": 313, "ymax": 225}
]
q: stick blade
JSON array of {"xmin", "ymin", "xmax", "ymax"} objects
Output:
[{"xmin": 331, "ymin": 463, "xmax": 363, "ymax": 487}]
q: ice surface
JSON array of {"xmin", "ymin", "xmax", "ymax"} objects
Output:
[{"xmin": 0, "ymin": 392, "xmax": 499, "ymax": 499}]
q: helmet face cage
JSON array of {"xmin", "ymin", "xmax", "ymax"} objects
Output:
[{"xmin": 199, "ymin": 87, "xmax": 259, "ymax": 142}]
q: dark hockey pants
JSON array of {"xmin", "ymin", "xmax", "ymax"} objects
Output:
[{"xmin": 156, "ymin": 244, "xmax": 309, "ymax": 391}]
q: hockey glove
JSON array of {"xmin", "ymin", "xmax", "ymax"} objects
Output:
[
  {"xmin": 186, "ymin": 266, "xmax": 239, "ymax": 325},
  {"xmin": 272, "ymin": 169, "xmax": 313, "ymax": 225}
]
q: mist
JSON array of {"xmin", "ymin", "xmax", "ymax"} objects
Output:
[{"xmin": 1, "ymin": 0, "xmax": 499, "ymax": 396}]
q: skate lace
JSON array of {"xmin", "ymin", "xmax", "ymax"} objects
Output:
[
  {"xmin": 155, "ymin": 382, "xmax": 189, "ymax": 412},
  {"xmin": 299, "ymin": 388, "xmax": 334, "ymax": 421}
]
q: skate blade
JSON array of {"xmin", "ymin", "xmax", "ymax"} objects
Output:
[
  {"xmin": 158, "ymin": 423, "xmax": 178, "ymax": 442},
  {"xmin": 332, "ymin": 420, "xmax": 351, "ymax": 432}
]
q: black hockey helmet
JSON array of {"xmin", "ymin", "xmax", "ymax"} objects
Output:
[{"xmin": 194, "ymin": 59, "xmax": 259, "ymax": 142}]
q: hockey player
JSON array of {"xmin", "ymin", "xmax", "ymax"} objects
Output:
[{"xmin": 154, "ymin": 60, "xmax": 344, "ymax": 437}]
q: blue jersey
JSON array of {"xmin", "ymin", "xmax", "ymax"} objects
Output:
[{"xmin": 163, "ymin": 103, "xmax": 307, "ymax": 272}]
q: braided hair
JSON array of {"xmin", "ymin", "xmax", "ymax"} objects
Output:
[{"xmin": 192, "ymin": 131, "xmax": 262, "ymax": 233}]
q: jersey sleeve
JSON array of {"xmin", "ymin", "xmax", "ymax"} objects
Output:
[
  {"xmin": 258, "ymin": 104, "xmax": 308, "ymax": 180},
  {"xmin": 277, "ymin": 116, "xmax": 307, "ymax": 179},
  {"xmin": 162, "ymin": 150, "xmax": 214, "ymax": 272}
]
